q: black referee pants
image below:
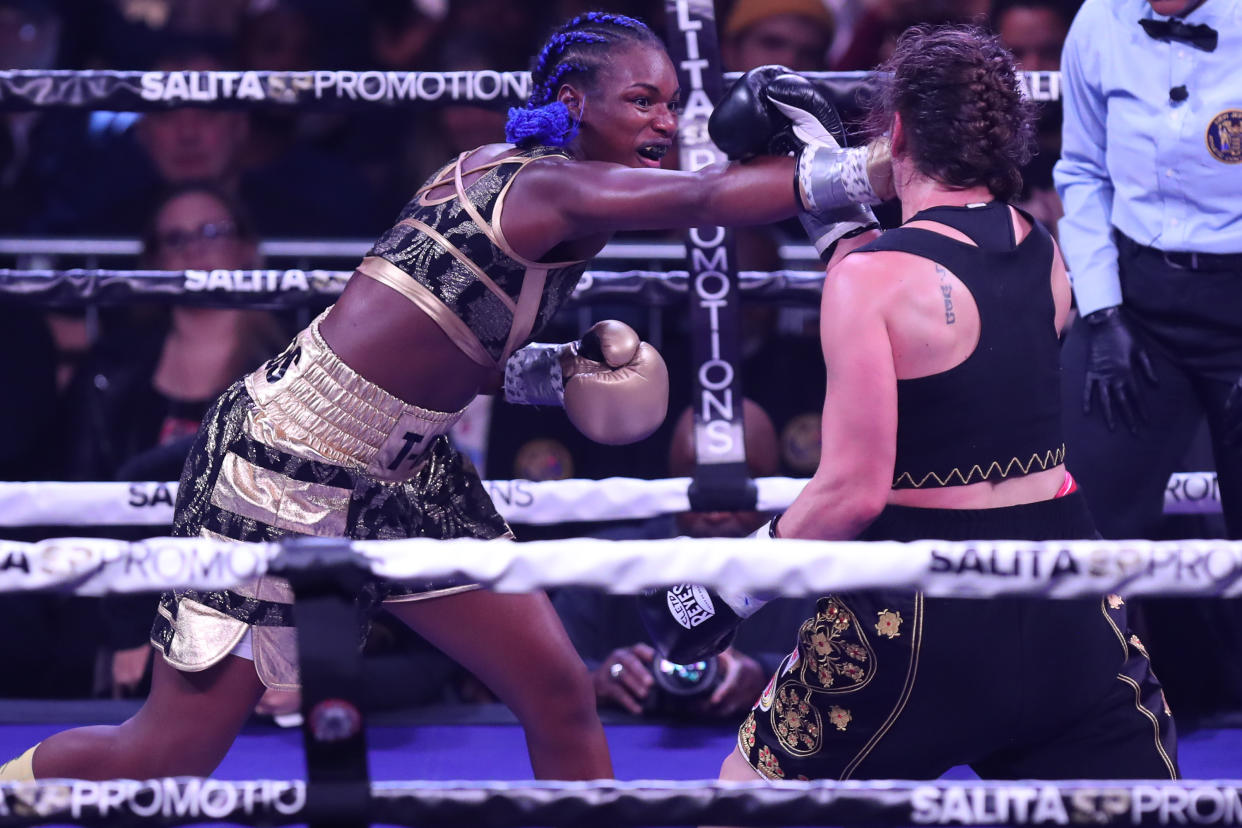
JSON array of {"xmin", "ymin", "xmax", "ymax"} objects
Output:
[{"xmin": 1060, "ymin": 230, "xmax": 1242, "ymax": 721}]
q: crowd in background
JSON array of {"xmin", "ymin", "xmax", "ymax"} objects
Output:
[{"xmin": 1, "ymin": 0, "xmax": 1236, "ymax": 729}]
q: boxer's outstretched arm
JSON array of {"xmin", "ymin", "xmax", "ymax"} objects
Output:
[{"xmin": 514, "ymin": 155, "xmax": 800, "ymax": 240}]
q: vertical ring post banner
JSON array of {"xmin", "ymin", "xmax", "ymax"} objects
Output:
[{"xmin": 664, "ymin": 0, "xmax": 758, "ymax": 512}]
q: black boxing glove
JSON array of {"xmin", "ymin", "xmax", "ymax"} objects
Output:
[
  {"xmin": 763, "ymin": 73, "xmax": 884, "ymax": 261},
  {"xmin": 636, "ymin": 519, "xmax": 777, "ymax": 664},
  {"xmin": 708, "ymin": 64, "xmax": 792, "ymax": 161},
  {"xmin": 637, "ymin": 584, "xmax": 742, "ymax": 665},
  {"xmin": 764, "ymin": 73, "xmax": 892, "ymax": 207}
]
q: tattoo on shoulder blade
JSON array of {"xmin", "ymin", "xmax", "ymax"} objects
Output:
[{"xmin": 936, "ymin": 264, "xmax": 956, "ymax": 325}]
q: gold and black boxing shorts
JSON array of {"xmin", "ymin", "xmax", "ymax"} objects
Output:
[{"xmin": 150, "ymin": 310, "xmax": 512, "ymax": 689}]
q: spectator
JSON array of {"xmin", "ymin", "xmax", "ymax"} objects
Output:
[
  {"xmin": 165, "ymin": 0, "xmax": 249, "ymax": 36},
  {"xmin": 0, "ymin": 0, "xmax": 66, "ymax": 480},
  {"xmin": 0, "ymin": 306, "xmax": 56, "ymax": 480},
  {"xmin": 832, "ymin": 0, "xmax": 970, "ymax": 70},
  {"xmin": 58, "ymin": 182, "xmax": 286, "ymax": 483},
  {"xmin": 719, "ymin": 0, "xmax": 837, "ymax": 254},
  {"xmin": 59, "ymin": 183, "xmax": 288, "ymax": 701},
  {"xmin": 442, "ymin": 0, "xmax": 541, "ymax": 69},
  {"xmin": 1054, "ymin": 0, "xmax": 1242, "ymax": 721},
  {"xmin": 343, "ymin": 0, "xmax": 450, "ymax": 219},
  {"xmin": 0, "ymin": 0, "xmax": 58, "ymax": 70},
  {"xmin": 991, "ymin": 0, "xmax": 1071, "ymax": 70},
  {"xmin": 992, "ymin": 0, "xmax": 1072, "ymax": 233},
  {"xmin": 722, "ymin": 0, "xmax": 836, "ymax": 72},
  {"xmin": 39, "ymin": 39, "xmax": 378, "ymax": 238},
  {"xmin": 554, "ymin": 400, "xmax": 817, "ymax": 718},
  {"xmin": 0, "ymin": 0, "xmax": 92, "ymax": 236},
  {"xmin": 392, "ymin": 30, "xmax": 511, "ymax": 212},
  {"xmin": 237, "ymin": 0, "xmax": 314, "ymax": 72},
  {"xmin": 366, "ymin": 0, "xmax": 444, "ymax": 71}
]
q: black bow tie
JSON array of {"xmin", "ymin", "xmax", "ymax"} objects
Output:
[{"xmin": 1139, "ymin": 17, "xmax": 1218, "ymax": 51}]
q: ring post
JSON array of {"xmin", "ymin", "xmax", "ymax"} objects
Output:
[
  {"xmin": 269, "ymin": 535, "xmax": 373, "ymax": 828},
  {"xmin": 663, "ymin": 0, "xmax": 758, "ymax": 514}
]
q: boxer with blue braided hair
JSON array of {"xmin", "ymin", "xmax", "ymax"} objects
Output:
[
  {"xmin": 505, "ymin": 12, "xmax": 662, "ymax": 149},
  {"xmin": 0, "ymin": 13, "xmax": 893, "ymax": 787}
]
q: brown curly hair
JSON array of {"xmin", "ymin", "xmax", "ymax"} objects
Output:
[{"xmin": 864, "ymin": 24, "xmax": 1037, "ymax": 201}]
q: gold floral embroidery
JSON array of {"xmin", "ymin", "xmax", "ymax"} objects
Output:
[
  {"xmin": 1129, "ymin": 634, "xmax": 1150, "ymax": 659},
  {"xmin": 773, "ymin": 685, "xmax": 822, "ymax": 756},
  {"xmin": 740, "ymin": 712, "xmax": 757, "ymax": 755},
  {"xmin": 798, "ymin": 597, "xmax": 873, "ymax": 691},
  {"xmin": 1107, "ymin": 594, "xmax": 1125, "ymax": 610},
  {"xmin": 828, "ymin": 705, "xmax": 852, "ymax": 731},
  {"xmin": 842, "ymin": 643, "xmax": 867, "ymax": 660},
  {"xmin": 876, "ymin": 609, "xmax": 902, "ymax": 638},
  {"xmin": 757, "ymin": 746, "xmax": 786, "ymax": 780}
]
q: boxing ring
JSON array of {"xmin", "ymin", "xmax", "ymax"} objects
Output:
[
  {"xmin": 2, "ymin": 5, "xmax": 1241, "ymax": 826},
  {"xmin": 0, "ymin": 704, "xmax": 1239, "ymax": 824},
  {"xmin": 1, "ymin": 535, "xmax": 1241, "ymax": 825}
]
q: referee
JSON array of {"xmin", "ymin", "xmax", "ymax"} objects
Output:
[{"xmin": 1054, "ymin": 0, "xmax": 1242, "ymax": 718}]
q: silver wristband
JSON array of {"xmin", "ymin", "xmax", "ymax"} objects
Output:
[
  {"xmin": 798, "ymin": 144, "xmax": 880, "ymax": 214},
  {"xmin": 504, "ymin": 343, "xmax": 566, "ymax": 407}
]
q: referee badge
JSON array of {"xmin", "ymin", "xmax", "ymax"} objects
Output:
[{"xmin": 1206, "ymin": 110, "xmax": 1242, "ymax": 163}]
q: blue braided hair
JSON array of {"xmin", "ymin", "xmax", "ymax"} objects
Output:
[{"xmin": 505, "ymin": 12, "xmax": 662, "ymax": 148}]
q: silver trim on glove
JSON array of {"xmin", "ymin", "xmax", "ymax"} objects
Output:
[
  {"xmin": 504, "ymin": 343, "xmax": 566, "ymax": 407},
  {"xmin": 798, "ymin": 144, "xmax": 882, "ymax": 213}
]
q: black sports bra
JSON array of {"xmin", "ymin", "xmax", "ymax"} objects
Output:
[{"xmin": 850, "ymin": 202, "xmax": 1066, "ymax": 488}]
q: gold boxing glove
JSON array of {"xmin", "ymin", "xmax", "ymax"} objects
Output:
[{"xmin": 504, "ymin": 320, "xmax": 669, "ymax": 445}]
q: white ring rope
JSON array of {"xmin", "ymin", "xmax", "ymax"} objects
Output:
[
  {"xmin": 0, "ymin": 474, "xmax": 1221, "ymax": 529},
  {"xmin": 1, "ymin": 534, "xmax": 1239, "ymax": 599}
]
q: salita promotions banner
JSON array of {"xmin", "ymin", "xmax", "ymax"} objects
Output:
[{"xmin": 663, "ymin": 0, "xmax": 757, "ymax": 512}]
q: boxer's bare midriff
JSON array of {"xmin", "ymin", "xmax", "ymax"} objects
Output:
[
  {"xmin": 319, "ymin": 275, "xmax": 494, "ymax": 413},
  {"xmin": 887, "ymin": 464, "xmax": 1068, "ymax": 510}
]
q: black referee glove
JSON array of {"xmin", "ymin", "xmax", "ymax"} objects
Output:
[{"xmin": 1081, "ymin": 306, "xmax": 1158, "ymax": 433}]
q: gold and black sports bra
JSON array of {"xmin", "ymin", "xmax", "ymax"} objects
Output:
[{"xmin": 357, "ymin": 145, "xmax": 588, "ymax": 370}]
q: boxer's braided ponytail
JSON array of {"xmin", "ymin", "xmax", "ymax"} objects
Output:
[
  {"xmin": 865, "ymin": 24, "xmax": 1037, "ymax": 201},
  {"xmin": 506, "ymin": 12, "xmax": 661, "ymax": 148}
]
